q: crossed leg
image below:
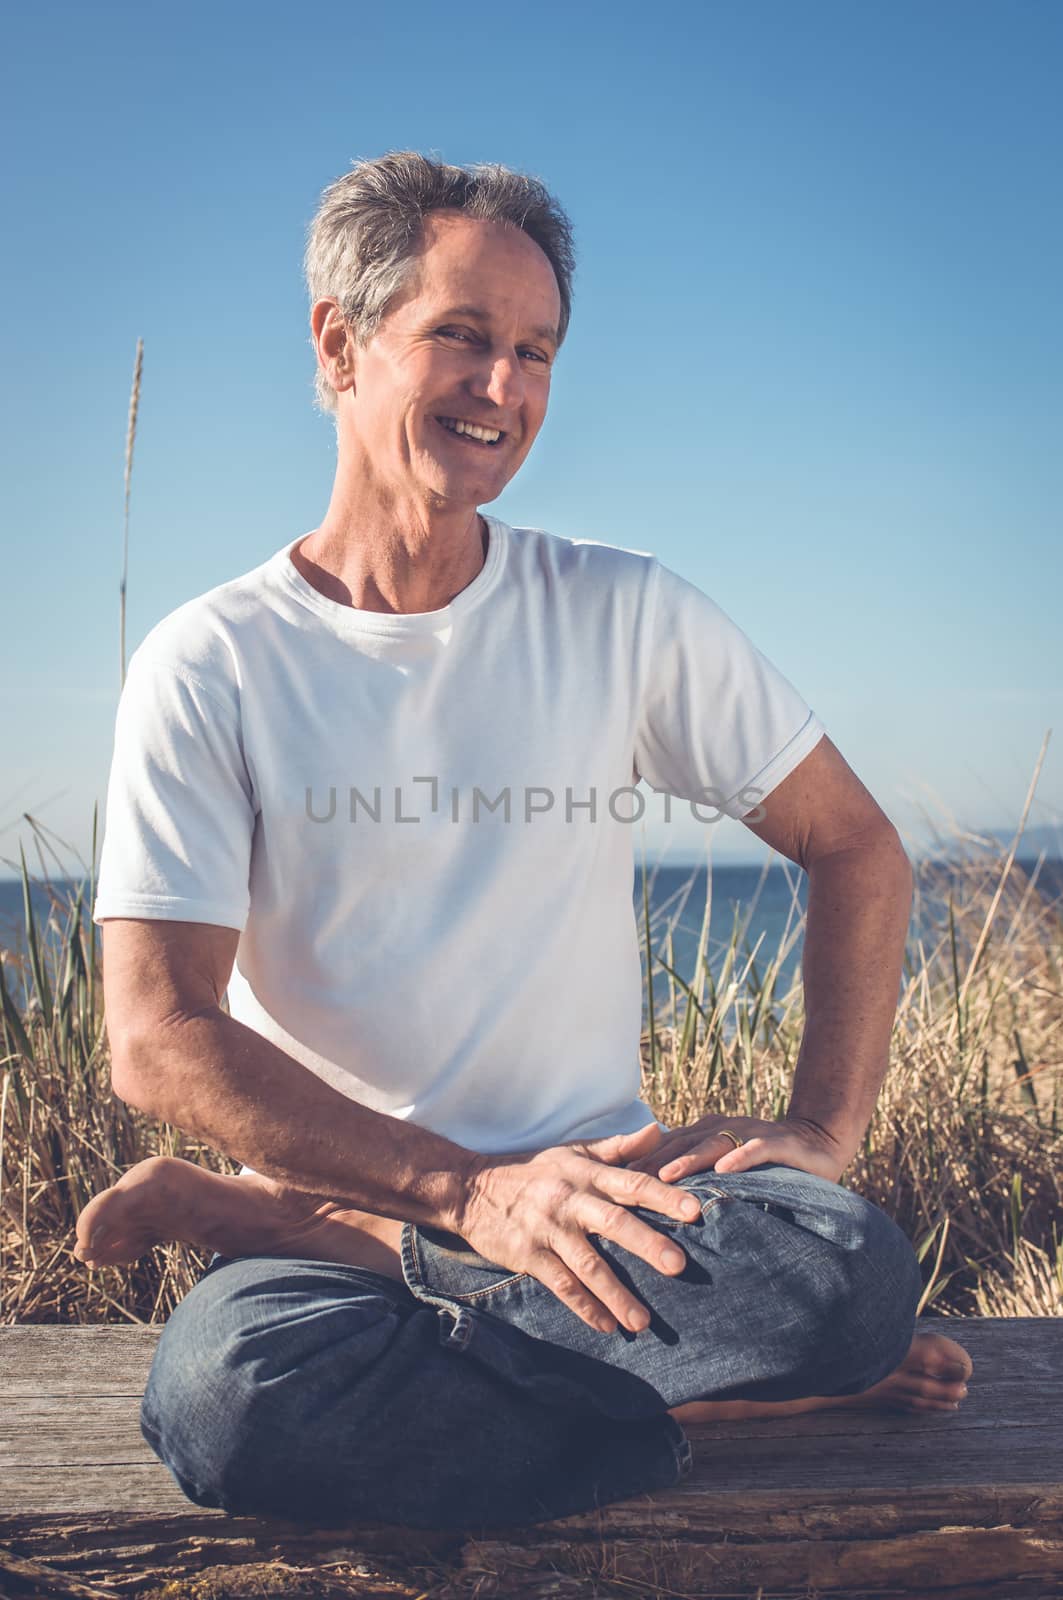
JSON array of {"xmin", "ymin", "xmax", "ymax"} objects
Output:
[{"xmin": 75, "ymin": 1154, "xmax": 972, "ymax": 1418}]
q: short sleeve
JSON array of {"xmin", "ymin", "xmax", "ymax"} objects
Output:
[
  {"xmin": 633, "ymin": 560, "xmax": 827, "ymax": 820},
  {"xmin": 92, "ymin": 649, "xmax": 256, "ymax": 930}
]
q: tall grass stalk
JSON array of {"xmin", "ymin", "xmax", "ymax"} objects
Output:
[{"xmin": 119, "ymin": 338, "xmax": 143, "ymax": 692}]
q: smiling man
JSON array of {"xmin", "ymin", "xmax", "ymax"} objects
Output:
[
  {"xmin": 294, "ymin": 203, "xmax": 558, "ymax": 616},
  {"xmin": 83, "ymin": 152, "xmax": 971, "ymax": 1532}
]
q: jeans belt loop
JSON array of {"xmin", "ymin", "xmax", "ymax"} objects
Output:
[{"xmin": 438, "ymin": 1304, "xmax": 475, "ymax": 1350}]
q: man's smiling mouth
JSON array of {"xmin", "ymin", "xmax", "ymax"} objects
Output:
[{"xmin": 435, "ymin": 415, "xmax": 505, "ymax": 447}]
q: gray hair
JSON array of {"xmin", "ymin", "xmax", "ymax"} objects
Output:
[{"xmin": 303, "ymin": 151, "xmax": 576, "ymax": 418}]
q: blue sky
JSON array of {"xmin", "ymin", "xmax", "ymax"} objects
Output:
[{"xmin": 2, "ymin": 0, "xmax": 1060, "ymax": 878}]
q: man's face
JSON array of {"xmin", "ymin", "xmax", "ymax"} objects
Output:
[{"xmin": 337, "ymin": 211, "xmax": 562, "ymax": 511}]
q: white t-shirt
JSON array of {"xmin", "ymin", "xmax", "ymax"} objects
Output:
[{"xmin": 93, "ymin": 515, "xmax": 825, "ymax": 1160}]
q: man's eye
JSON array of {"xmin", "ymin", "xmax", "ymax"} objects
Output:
[
  {"xmin": 439, "ymin": 328, "xmax": 472, "ymax": 341},
  {"xmin": 520, "ymin": 350, "xmax": 549, "ymax": 363}
]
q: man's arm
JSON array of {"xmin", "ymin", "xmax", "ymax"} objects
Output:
[
  {"xmin": 103, "ymin": 917, "xmax": 480, "ymax": 1230},
  {"xmin": 101, "ymin": 916, "xmax": 705, "ymax": 1341},
  {"xmin": 741, "ymin": 734, "xmax": 914, "ymax": 1168}
]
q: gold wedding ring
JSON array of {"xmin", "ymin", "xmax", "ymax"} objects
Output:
[{"xmin": 717, "ymin": 1129, "xmax": 744, "ymax": 1150}]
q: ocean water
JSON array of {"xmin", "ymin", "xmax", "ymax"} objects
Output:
[{"xmin": 3, "ymin": 856, "xmax": 1060, "ymax": 1024}]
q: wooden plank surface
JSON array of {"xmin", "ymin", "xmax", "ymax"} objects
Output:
[
  {"xmin": 1, "ymin": 1315, "xmax": 1060, "ymax": 1529},
  {"xmin": 5, "ymin": 1312, "xmax": 1057, "ymax": 1391},
  {"xmin": 0, "ymin": 1325, "xmax": 162, "ymax": 1397}
]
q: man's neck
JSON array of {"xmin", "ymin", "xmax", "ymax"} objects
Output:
[{"xmin": 292, "ymin": 497, "xmax": 489, "ymax": 617}]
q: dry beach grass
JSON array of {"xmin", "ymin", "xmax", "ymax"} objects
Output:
[{"xmin": 1, "ymin": 808, "xmax": 1060, "ymax": 1327}]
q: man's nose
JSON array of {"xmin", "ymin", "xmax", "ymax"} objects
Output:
[{"xmin": 473, "ymin": 349, "xmax": 526, "ymax": 409}]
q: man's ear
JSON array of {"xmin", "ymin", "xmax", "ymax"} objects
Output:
[{"xmin": 311, "ymin": 299, "xmax": 357, "ymax": 397}]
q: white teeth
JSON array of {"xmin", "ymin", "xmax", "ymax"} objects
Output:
[{"xmin": 438, "ymin": 417, "xmax": 502, "ymax": 443}]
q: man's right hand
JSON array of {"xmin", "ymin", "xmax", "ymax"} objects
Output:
[{"xmin": 454, "ymin": 1121, "xmax": 703, "ymax": 1335}]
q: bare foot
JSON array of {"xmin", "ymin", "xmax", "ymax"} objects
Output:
[
  {"xmin": 73, "ymin": 1156, "xmax": 405, "ymax": 1277},
  {"xmin": 668, "ymin": 1329, "xmax": 973, "ymax": 1423}
]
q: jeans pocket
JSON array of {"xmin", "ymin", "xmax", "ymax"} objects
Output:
[
  {"xmin": 398, "ymin": 1225, "xmax": 678, "ymax": 1422},
  {"xmin": 401, "ymin": 1222, "xmax": 532, "ymax": 1309}
]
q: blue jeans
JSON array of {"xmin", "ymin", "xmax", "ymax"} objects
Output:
[{"xmin": 140, "ymin": 1161, "xmax": 923, "ymax": 1532}]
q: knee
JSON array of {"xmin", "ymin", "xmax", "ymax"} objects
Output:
[
  {"xmin": 821, "ymin": 1192, "xmax": 923, "ymax": 1385},
  {"xmin": 849, "ymin": 1191, "xmax": 922, "ymax": 1311},
  {"xmin": 704, "ymin": 1164, "xmax": 922, "ymax": 1342},
  {"xmin": 140, "ymin": 1273, "xmax": 246, "ymax": 1508},
  {"xmin": 140, "ymin": 1259, "xmax": 401, "ymax": 1513},
  {"xmin": 731, "ymin": 1172, "xmax": 923, "ymax": 1388}
]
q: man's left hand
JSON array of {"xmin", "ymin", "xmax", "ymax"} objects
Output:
[{"xmin": 623, "ymin": 1114, "xmax": 849, "ymax": 1186}]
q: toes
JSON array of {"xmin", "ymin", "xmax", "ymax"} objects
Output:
[
  {"xmin": 908, "ymin": 1365, "xmax": 969, "ymax": 1389},
  {"xmin": 77, "ymin": 1194, "xmax": 129, "ymax": 1252},
  {"xmin": 911, "ymin": 1332, "xmax": 974, "ymax": 1382},
  {"xmin": 74, "ymin": 1233, "xmax": 145, "ymax": 1267},
  {"xmin": 899, "ymin": 1374, "xmax": 968, "ymax": 1407},
  {"xmin": 74, "ymin": 1221, "xmax": 114, "ymax": 1256},
  {"xmin": 937, "ymin": 1349, "xmax": 974, "ymax": 1380},
  {"xmin": 920, "ymin": 1377, "xmax": 967, "ymax": 1400},
  {"xmin": 75, "ymin": 1197, "xmax": 108, "ymax": 1249},
  {"xmin": 930, "ymin": 1359, "xmax": 973, "ymax": 1385},
  {"xmin": 75, "ymin": 1239, "xmax": 117, "ymax": 1266}
]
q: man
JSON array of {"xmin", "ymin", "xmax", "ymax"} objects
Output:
[{"xmin": 81, "ymin": 152, "xmax": 971, "ymax": 1532}]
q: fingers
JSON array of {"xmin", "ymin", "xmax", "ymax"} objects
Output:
[
  {"xmin": 615, "ymin": 1122, "xmax": 663, "ymax": 1148},
  {"xmin": 525, "ymin": 1247, "xmax": 630, "ymax": 1334},
  {"xmin": 587, "ymin": 1192, "xmax": 692, "ymax": 1279},
  {"xmin": 626, "ymin": 1126, "xmax": 734, "ymax": 1177},
  {"xmin": 627, "ymin": 1129, "xmax": 755, "ymax": 1180},
  {"xmin": 594, "ymin": 1161, "xmax": 703, "ymax": 1222},
  {"xmin": 463, "ymin": 1135, "xmax": 700, "ymax": 1337},
  {"xmin": 659, "ymin": 1143, "xmax": 728, "ymax": 1179},
  {"xmin": 538, "ymin": 1222, "xmax": 671, "ymax": 1335},
  {"xmin": 536, "ymin": 1189, "xmax": 699, "ymax": 1336},
  {"xmin": 626, "ymin": 1137, "xmax": 702, "ymax": 1177},
  {"xmin": 577, "ymin": 1122, "xmax": 663, "ymax": 1164}
]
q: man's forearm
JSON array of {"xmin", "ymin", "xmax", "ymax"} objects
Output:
[
  {"xmin": 116, "ymin": 1008, "xmax": 480, "ymax": 1231},
  {"xmin": 785, "ymin": 832, "xmax": 913, "ymax": 1166}
]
